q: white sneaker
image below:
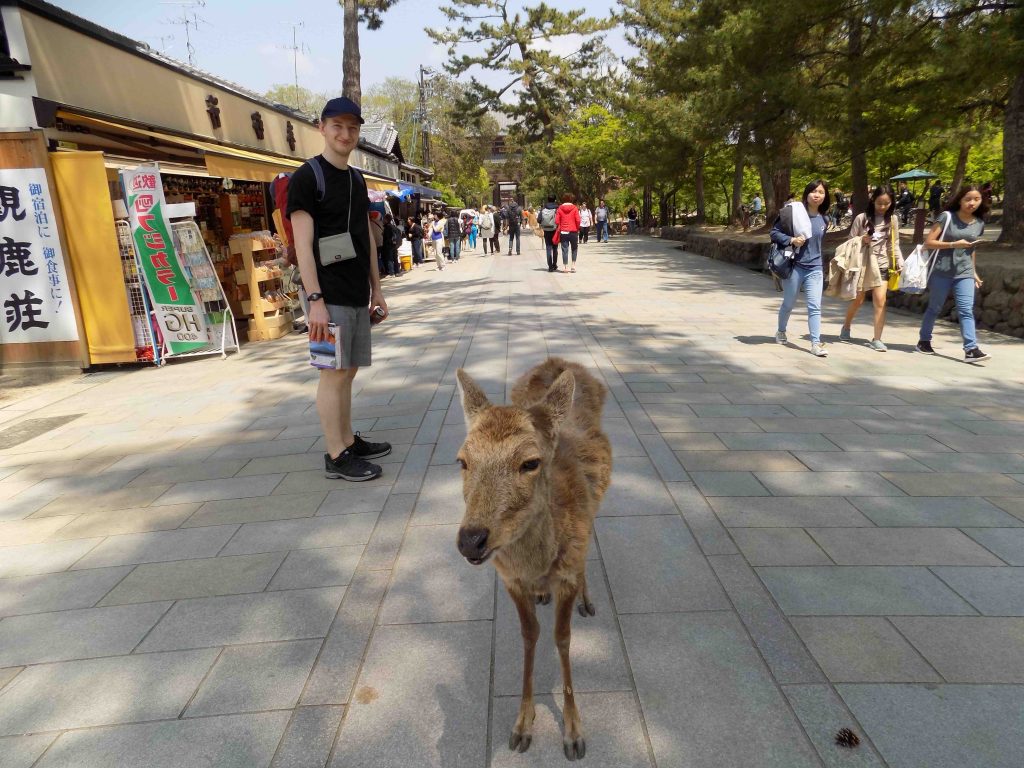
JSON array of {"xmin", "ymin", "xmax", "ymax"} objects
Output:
[
  {"xmin": 811, "ymin": 342, "xmax": 828, "ymax": 358},
  {"xmin": 775, "ymin": 331, "xmax": 788, "ymax": 345}
]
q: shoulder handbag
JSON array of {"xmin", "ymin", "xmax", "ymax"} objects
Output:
[
  {"xmin": 767, "ymin": 241, "xmax": 794, "ymax": 280},
  {"xmin": 887, "ymin": 218, "xmax": 901, "ymax": 291}
]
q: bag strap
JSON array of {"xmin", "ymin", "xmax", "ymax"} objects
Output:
[
  {"xmin": 307, "ymin": 157, "xmax": 326, "ymax": 202},
  {"xmin": 925, "ymin": 211, "xmax": 953, "ymax": 283}
]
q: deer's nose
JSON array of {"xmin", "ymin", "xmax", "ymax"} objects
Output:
[{"xmin": 457, "ymin": 526, "xmax": 490, "ymax": 561}]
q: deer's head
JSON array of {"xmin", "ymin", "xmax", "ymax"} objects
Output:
[{"xmin": 454, "ymin": 368, "xmax": 575, "ymax": 565}]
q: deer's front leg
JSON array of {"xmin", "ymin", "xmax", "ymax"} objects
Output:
[
  {"xmin": 509, "ymin": 588, "xmax": 539, "ymax": 753},
  {"xmin": 555, "ymin": 584, "xmax": 585, "ymax": 760}
]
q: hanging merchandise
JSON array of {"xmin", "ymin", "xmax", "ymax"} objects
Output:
[{"xmin": 115, "ymin": 220, "xmax": 158, "ymax": 363}]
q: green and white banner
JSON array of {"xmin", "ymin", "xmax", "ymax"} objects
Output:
[{"xmin": 121, "ymin": 166, "xmax": 208, "ymax": 354}]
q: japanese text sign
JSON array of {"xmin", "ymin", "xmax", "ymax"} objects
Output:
[
  {"xmin": 0, "ymin": 168, "xmax": 79, "ymax": 344},
  {"xmin": 120, "ymin": 166, "xmax": 208, "ymax": 354}
]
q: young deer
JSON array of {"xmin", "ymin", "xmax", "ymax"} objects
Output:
[{"xmin": 455, "ymin": 357, "xmax": 612, "ymax": 761}]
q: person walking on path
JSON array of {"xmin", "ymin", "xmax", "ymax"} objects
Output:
[
  {"xmin": 287, "ymin": 96, "xmax": 391, "ymax": 482},
  {"xmin": 468, "ymin": 213, "xmax": 479, "ymax": 250},
  {"xmin": 595, "ymin": 199, "xmax": 610, "ymax": 242},
  {"xmin": 917, "ymin": 185, "xmax": 991, "ymax": 363},
  {"xmin": 507, "ymin": 200, "xmax": 523, "ymax": 255},
  {"xmin": 538, "ymin": 195, "xmax": 559, "ymax": 272},
  {"xmin": 771, "ymin": 179, "xmax": 831, "ymax": 358},
  {"xmin": 490, "ymin": 206, "xmax": 502, "ymax": 253},
  {"xmin": 579, "ymin": 202, "xmax": 593, "ymax": 243},
  {"xmin": 556, "ymin": 193, "xmax": 582, "ymax": 273},
  {"xmin": 479, "ymin": 206, "xmax": 495, "ymax": 254},
  {"xmin": 446, "ymin": 210, "xmax": 463, "ymax": 263},
  {"xmin": 429, "ymin": 213, "xmax": 446, "ymax": 270},
  {"xmin": 627, "ymin": 205, "xmax": 639, "ymax": 234},
  {"xmin": 406, "ymin": 217, "xmax": 424, "ymax": 267},
  {"xmin": 840, "ymin": 185, "xmax": 904, "ymax": 351},
  {"xmin": 382, "ymin": 214, "xmax": 401, "ymax": 277},
  {"xmin": 928, "ymin": 180, "xmax": 944, "ymax": 219}
]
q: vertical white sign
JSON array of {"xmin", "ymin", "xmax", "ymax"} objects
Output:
[{"xmin": 0, "ymin": 168, "xmax": 79, "ymax": 343}]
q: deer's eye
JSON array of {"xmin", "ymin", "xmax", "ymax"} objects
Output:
[
  {"xmin": 457, "ymin": 458, "xmax": 468, "ymax": 470},
  {"xmin": 520, "ymin": 459, "xmax": 541, "ymax": 473}
]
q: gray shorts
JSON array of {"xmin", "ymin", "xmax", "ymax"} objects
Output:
[{"xmin": 327, "ymin": 304, "xmax": 372, "ymax": 369}]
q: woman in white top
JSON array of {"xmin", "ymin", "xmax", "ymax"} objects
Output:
[
  {"xmin": 479, "ymin": 206, "xmax": 495, "ymax": 255},
  {"xmin": 579, "ymin": 203, "xmax": 593, "ymax": 243},
  {"xmin": 428, "ymin": 213, "xmax": 446, "ymax": 270}
]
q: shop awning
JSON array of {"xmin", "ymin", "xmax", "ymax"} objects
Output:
[
  {"xmin": 364, "ymin": 176, "xmax": 399, "ymax": 193},
  {"xmin": 399, "ymin": 181, "xmax": 442, "ymax": 199}
]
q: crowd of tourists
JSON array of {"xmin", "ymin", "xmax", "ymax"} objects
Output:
[{"xmin": 770, "ymin": 180, "xmax": 992, "ymax": 364}]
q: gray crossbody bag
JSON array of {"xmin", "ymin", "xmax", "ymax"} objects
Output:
[{"xmin": 307, "ymin": 159, "xmax": 359, "ymax": 267}]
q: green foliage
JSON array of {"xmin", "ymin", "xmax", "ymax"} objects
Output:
[
  {"xmin": 262, "ymin": 84, "xmax": 333, "ymax": 118},
  {"xmin": 362, "ymin": 77, "xmax": 419, "ymax": 161}
]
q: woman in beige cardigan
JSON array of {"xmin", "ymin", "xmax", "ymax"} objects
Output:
[{"xmin": 839, "ymin": 186, "xmax": 904, "ymax": 351}]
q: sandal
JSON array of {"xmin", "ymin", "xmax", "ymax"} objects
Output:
[{"xmin": 571, "ymin": 266, "xmax": 576, "ymax": 272}]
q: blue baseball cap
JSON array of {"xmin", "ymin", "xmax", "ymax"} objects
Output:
[{"xmin": 320, "ymin": 96, "xmax": 364, "ymax": 124}]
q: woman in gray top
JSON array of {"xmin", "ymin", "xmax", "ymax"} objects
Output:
[{"xmin": 917, "ymin": 185, "xmax": 990, "ymax": 363}]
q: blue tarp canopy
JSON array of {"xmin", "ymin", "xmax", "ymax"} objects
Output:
[
  {"xmin": 890, "ymin": 168, "xmax": 936, "ymax": 181},
  {"xmin": 398, "ymin": 181, "xmax": 442, "ymax": 200}
]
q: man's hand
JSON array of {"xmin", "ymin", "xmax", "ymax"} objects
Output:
[
  {"xmin": 308, "ymin": 301, "xmax": 331, "ymax": 342},
  {"xmin": 370, "ymin": 291, "xmax": 388, "ymax": 324}
]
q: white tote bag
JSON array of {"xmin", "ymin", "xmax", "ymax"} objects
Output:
[{"xmin": 899, "ymin": 213, "xmax": 951, "ymax": 294}]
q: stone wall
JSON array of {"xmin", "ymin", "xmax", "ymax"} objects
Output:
[{"xmin": 660, "ymin": 227, "xmax": 1024, "ymax": 339}]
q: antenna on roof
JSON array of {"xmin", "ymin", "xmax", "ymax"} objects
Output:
[
  {"xmin": 161, "ymin": 0, "xmax": 210, "ymax": 67},
  {"xmin": 278, "ymin": 22, "xmax": 311, "ymax": 111}
]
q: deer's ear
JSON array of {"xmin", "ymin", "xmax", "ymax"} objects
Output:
[
  {"xmin": 543, "ymin": 370, "xmax": 575, "ymax": 429},
  {"xmin": 457, "ymin": 369, "xmax": 491, "ymax": 427}
]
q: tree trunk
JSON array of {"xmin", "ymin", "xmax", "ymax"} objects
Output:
[
  {"xmin": 695, "ymin": 155, "xmax": 706, "ymax": 224},
  {"xmin": 848, "ymin": 17, "xmax": 869, "ymax": 216},
  {"xmin": 1001, "ymin": 70, "xmax": 1024, "ymax": 244},
  {"xmin": 946, "ymin": 141, "xmax": 971, "ymax": 203},
  {"xmin": 342, "ymin": 0, "xmax": 361, "ymax": 103},
  {"xmin": 731, "ymin": 130, "xmax": 747, "ymax": 223},
  {"xmin": 643, "ymin": 184, "xmax": 653, "ymax": 228},
  {"xmin": 757, "ymin": 164, "xmax": 775, "ymax": 218}
]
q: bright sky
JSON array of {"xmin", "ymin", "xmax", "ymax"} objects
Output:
[{"xmin": 53, "ymin": 0, "xmax": 627, "ymax": 100}]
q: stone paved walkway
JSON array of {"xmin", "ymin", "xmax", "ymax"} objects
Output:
[{"xmin": 1, "ymin": 232, "xmax": 1023, "ymax": 768}]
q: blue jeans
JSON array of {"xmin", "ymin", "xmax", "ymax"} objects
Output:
[
  {"xmin": 596, "ymin": 220, "xmax": 609, "ymax": 242},
  {"xmin": 449, "ymin": 237, "xmax": 461, "ymax": 261},
  {"xmin": 411, "ymin": 239, "xmax": 423, "ymax": 264},
  {"xmin": 544, "ymin": 230, "xmax": 557, "ymax": 269},
  {"xmin": 778, "ymin": 265, "xmax": 823, "ymax": 344},
  {"xmin": 920, "ymin": 274, "xmax": 978, "ymax": 350},
  {"xmin": 508, "ymin": 228, "xmax": 521, "ymax": 254}
]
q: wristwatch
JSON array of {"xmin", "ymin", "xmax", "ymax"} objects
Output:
[{"xmin": 306, "ymin": 292, "xmax": 324, "ymax": 302}]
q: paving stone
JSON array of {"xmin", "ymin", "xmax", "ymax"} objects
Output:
[
  {"xmin": 430, "ymin": 423, "xmax": 467, "ymax": 465},
  {"xmin": 837, "ymin": 684, "xmax": 1024, "ymax": 768},
  {"xmin": 126, "ymin": 459, "xmax": 248, "ymax": 487},
  {"xmin": 690, "ymin": 404, "xmax": 793, "ymax": 417},
  {"xmin": 138, "ymin": 587, "xmax": 345, "ymax": 652},
  {"xmin": 379, "ymin": 524, "xmax": 494, "ymax": 624},
  {"xmin": 414, "ymin": 408, "xmax": 446, "ymax": 445},
  {"xmin": 360, "ymin": 493, "xmax": 416, "ymax": 570},
  {"xmin": 0, "ymin": 649, "xmax": 219, "ymax": 736},
  {"xmin": 32, "ymin": 485, "xmax": 171, "ymax": 517},
  {"xmin": 182, "ymin": 492, "xmax": 326, "ymax": 527},
  {"xmin": 391, "ymin": 443, "xmax": 434, "ymax": 494},
  {"xmin": 649, "ymin": 414, "xmax": 761, "ymax": 433},
  {"xmin": 0, "ymin": 734, "xmax": 57, "ymax": 768},
  {"xmin": 328, "ymin": 621, "xmax": 491, "ymax": 768},
  {"xmin": 0, "ymin": 566, "xmax": 131, "ymax": 618},
  {"xmin": 911, "ymin": 452, "xmax": 1024, "ymax": 474},
  {"xmin": 665, "ymin": 482, "xmax": 737, "ymax": 555},
  {"xmin": 36, "ymin": 711, "xmax": 290, "ymax": 768},
  {"xmin": 186, "ymin": 639, "xmax": 320, "ymax": 716},
  {"xmin": 793, "ymin": 450, "xmax": 932, "ymax": 472},
  {"xmin": 662, "ymin": 432, "xmax": 729, "ymax": 451},
  {"xmin": 675, "ymin": 450, "xmax": 805, "ymax": 472},
  {"xmin": 271, "ymin": 705, "xmax": 345, "ymax": 768},
  {"xmin": 0, "ymin": 667, "xmax": 22, "ymax": 692},
  {"xmin": 490, "ymin": 692, "xmax": 652, "ymax": 768},
  {"xmin": 732, "ymin": 528, "xmax": 832, "ymax": 565},
  {"xmin": 493, "ymin": 560, "xmax": 631, "ymax": 695},
  {"xmin": 598, "ymin": 456, "xmax": 678, "ymax": 516},
  {"xmin": 619, "ymin": 402, "xmax": 660, "ymax": 435},
  {"xmin": 893, "ymin": 617, "xmax": 1024, "ymax": 683},
  {"xmin": 825, "ymin": 434, "xmax": 953, "ymax": 452},
  {"xmin": 719, "ymin": 432, "xmax": 841, "ymax": 451},
  {"xmin": 235, "ymin": 451, "xmax": 324, "ymax": 476},
  {"xmin": 603, "ymin": 417, "xmax": 647, "ymax": 458},
  {"xmin": 638, "ymin": 433, "xmax": 690, "ymax": 481},
  {"xmin": 0, "ymin": 515, "xmax": 76, "ymax": 546},
  {"xmin": 882, "ymin": 472, "xmax": 1024, "ymax": 497},
  {"xmin": 961, "ymin": 528, "xmax": 1024, "ymax": 564},
  {"xmin": 100, "ymin": 553, "xmax": 284, "ymax": 605},
  {"xmin": 268, "ymin": 546, "xmax": 363, "ymax": 590},
  {"xmin": 850, "ymin": 418, "xmax": 974, "ymax": 437},
  {"xmin": 808, "ymin": 527, "xmax": 1004, "ymax": 566},
  {"xmin": 71, "ymin": 525, "xmax": 239, "ymax": 569},
  {"xmin": 620, "ymin": 611, "xmax": 820, "ymax": 768},
  {"xmin": 931, "ymin": 566, "xmax": 1024, "ymax": 615},
  {"xmin": 0, "ymin": 538, "xmax": 103, "ymax": 577},
  {"xmin": 410, "ymin": 464, "xmax": 462, "ymax": 526},
  {"xmin": 317, "ymin": 485, "xmax": 392, "ymax": 516},
  {"xmin": 991, "ymin": 496, "xmax": 1024, "ymax": 522},
  {"xmin": 790, "ymin": 617, "xmax": 941, "ymax": 683},
  {"xmin": 49, "ymin": 503, "xmax": 199, "ymax": 539},
  {"xmin": 709, "ymin": 555, "xmax": 824, "ymax": 684},
  {"xmin": 756, "ymin": 566, "xmax": 976, "ymax": 615},
  {"xmin": 210, "ymin": 437, "xmax": 318, "ymax": 460},
  {"xmin": 690, "ymin": 471, "xmax": 770, "ymax": 497},
  {"xmin": 849, "ymin": 496, "xmax": 1022, "ymax": 527},
  {"xmin": 301, "ymin": 570, "xmax": 388, "ymax": 706},
  {"xmin": 933, "ymin": 435, "xmax": 1024, "ymax": 453},
  {"xmin": 781, "ymin": 684, "xmax": 888, "ymax": 768},
  {"xmin": 709, "ymin": 496, "xmax": 874, "ymax": 527},
  {"xmin": 219, "ymin": 512, "xmax": 378, "ymax": 556},
  {"xmin": 156, "ymin": 473, "xmax": 284, "ymax": 504},
  {"xmin": 955, "ymin": 419, "xmax": 1024, "ymax": 436},
  {"xmin": 752, "ymin": 417, "xmax": 866, "ymax": 434},
  {"xmin": 595, "ymin": 516, "xmax": 728, "ymax": 613},
  {"xmin": 763, "ymin": 470, "xmax": 903, "ymax": 496}
]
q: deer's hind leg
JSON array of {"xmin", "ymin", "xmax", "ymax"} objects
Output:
[
  {"xmin": 577, "ymin": 571, "xmax": 596, "ymax": 617},
  {"xmin": 508, "ymin": 588, "xmax": 540, "ymax": 753},
  {"xmin": 555, "ymin": 582, "xmax": 585, "ymax": 760}
]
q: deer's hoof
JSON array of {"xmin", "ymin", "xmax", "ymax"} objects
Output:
[
  {"xmin": 563, "ymin": 736, "xmax": 586, "ymax": 761},
  {"xmin": 536, "ymin": 592, "xmax": 552, "ymax": 605},
  {"xmin": 577, "ymin": 598, "xmax": 596, "ymax": 617},
  {"xmin": 509, "ymin": 731, "xmax": 532, "ymax": 753}
]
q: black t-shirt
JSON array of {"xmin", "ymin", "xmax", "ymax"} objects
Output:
[{"xmin": 286, "ymin": 156, "xmax": 371, "ymax": 307}]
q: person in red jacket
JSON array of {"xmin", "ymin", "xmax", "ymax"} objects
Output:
[{"xmin": 556, "ymin": 193, "xmax": 582, "ymax": 273}]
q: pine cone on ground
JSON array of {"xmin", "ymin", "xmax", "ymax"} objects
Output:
[{"xmin": 834, "ymin": 728, "xmax": 860, "ymax": 748}]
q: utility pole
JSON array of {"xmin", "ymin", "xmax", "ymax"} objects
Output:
[
  {"xmin": 162, "ymin": 0, "xmax": 209, "ymax": 66},
  {"xmin": 279, "ymin": 22, "xmax": 310, "ymax": 111}
]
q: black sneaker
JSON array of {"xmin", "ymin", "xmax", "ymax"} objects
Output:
[
  {"xmin": 350, "ymin": 433, "xmax": 392, "ymax": 459},
  {"xmin": 916, "ymin": 340, "xmax": 935, "ymax": 355},
  {"xmin": 964, "ymin": 347, "xmax": 991, "ymax": 364},
  {"xmin": 325, "ymin": 450, "xmax": 382, "ymax": 481}
]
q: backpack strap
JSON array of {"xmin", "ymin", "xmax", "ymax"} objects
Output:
[{"xmin": 306, "ymin": 157, "xmax": 326, "ymax": 202}]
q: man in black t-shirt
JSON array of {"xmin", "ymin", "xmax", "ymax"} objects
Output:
[
  {"xmin": 287, "ymin": 96, "xmax": 391, "ymax": 482},
  {"xmin": 506, "ymin": 201, "xmax": 522, "ymax": 255}
]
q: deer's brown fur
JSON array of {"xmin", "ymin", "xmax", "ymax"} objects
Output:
[{"xmin": 455, "ymin": 357, "xmax": 612, "ymax": 761}]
